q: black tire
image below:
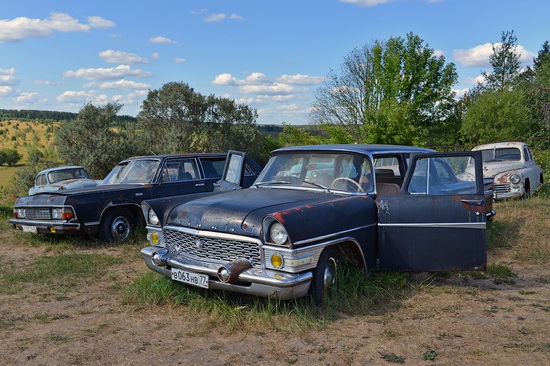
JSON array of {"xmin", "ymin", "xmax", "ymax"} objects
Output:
[
  {"xmin": 521, "ymin": 181, "xmax": 530, "ymax": 199},
  {"xmin": 98, "ymin": 207, "xmax": 135, "ymax": 242},
  {"xmin": 311, "ymin": 246, "xmax": 339, "ymax": 306}
]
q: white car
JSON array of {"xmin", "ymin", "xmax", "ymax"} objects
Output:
[
  {"xmin": 470, "ymin": 142, "xmax": 544, "ymax": 200},
  {"xmin": 29, "ymin": 166, "xmax": 99, "ymax": 195}
]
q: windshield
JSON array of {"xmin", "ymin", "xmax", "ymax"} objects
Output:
[
  {"xmin": 102, "ymin": 159, "xmax": 160, "ymax": 184},
  {"xmin": 255, "ymin": 152, "xmax": 373, "ymax": 193},
  {"xmin": 48, "ymin": 168, "xmax": 91, "ymax": 183},
  {"xmin": 480, "ymin": 148, "xmax": 521, "ymax": 162}
]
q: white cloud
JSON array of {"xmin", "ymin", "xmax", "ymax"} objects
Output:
[
  {"xmin": 277, "ymin": 74, "xmax": 325, "ymax": 85},
  {"xmin": 339, "ymin": 0, "xmax": 393, "ymax": 7},
  {"xmin": 56, "ymin": 90, "xmax": 96, "ymax": 103},
  {"xmin": 149, "ymin": 36, "xmax": 176, "ymax": 44},
  {"xmin": 204, "ymin": 13, "xmax": 244, "ymax": 23},
  {"xmin": 15, "ymin": 92, "xmax": 41, "ymax": 104},
  {"xmin": 452, "ymin": 88, "xmax": 469, "ymax": 99},
  {"xmin": 99, "ymin": 50, "xmax": 148, "ymax": 64},
  {"xmin": 63, "ymin": 65, "xmax": 152, "ymax": 81},
  {"xmin": 151, "ymin": 53, "xmax": 160, "ymax": 60},
  {"xmin": 433, "ymin": 49, "xmax": 445, "ymax": 57},
  {"xmin": 99, "ymin": 79, "xmax": 151, "ymax": 90},
  {"xmin": 212, "ymin": 73, "xmax": 240, "ymax": 86},
  {"xmin": 0, "ymin": 86, "xmax": 14, "ymax": 97},
  {"xmin": 0, "ymin": 12, "xmax": 114, "ymax": 43},
  {"xmin": 0, "ymin": 68, "xmax": 19, "ymax": 86},
  {"xmin": 175, "ymin": 58, "xmax": 187, "ymax": 63},
  {"xmin": 453, "ymin": 43, "xmax": 535, "ymax": 68},
  {"xmin": 241, "ymin": 83, "xmax": 299, "ymax": 95}
]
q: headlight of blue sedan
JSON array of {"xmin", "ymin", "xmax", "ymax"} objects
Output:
[{"xmin": 510, "ymin": 174, "xmax": 521, "ymax": 184}]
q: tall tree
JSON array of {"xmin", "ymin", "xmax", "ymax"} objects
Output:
[
  {"xmin": 310, "ymin": 32, "xmax": 458, "ymax": 146},
  {"xmin": 484, "ymin": 30, "xmax": 521, "ymax": 90},
  {"xmin": 461, "ymin": 31, "xmax": 536, "ymax": 145},
  {"xmin": 137, "ymin": 82, "xmax": 269, "ymax": 162},
  {"xmin": 55, "ymin": 102, "xmax": 141, "ymax": 179}
]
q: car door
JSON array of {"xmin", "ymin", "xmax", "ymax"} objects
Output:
[
  {"xmin": 377, "ymin": 151, "xmax": 487, "ymax": 271},
  {"xmin": 154, "ymin": 158, "xmax": 208, "ymax": 197},
  {"xmin": 215, "ymin": 150, "xmax": 248, "ymax": 190}
]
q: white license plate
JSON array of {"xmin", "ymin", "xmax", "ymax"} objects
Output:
[
  {"xmin": 21, "ymin": 225, "xmax": 37, "ymax": 233},
  {"xmin": 171, "ymin": 268, "xmax": 209, "ymax": 289}
]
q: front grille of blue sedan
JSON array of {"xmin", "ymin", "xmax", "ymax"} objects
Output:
[
  {"xmin": 163, "ymin": 228, "xmax": 261, "ymax": 266},
  {"xmin": 494, "ymin": 183, "xmax": 511, "ymax": 194}
]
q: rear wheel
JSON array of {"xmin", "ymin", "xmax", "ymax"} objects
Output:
[
  {"xmin": 311, "ymin": 246, "xmax": 339, "ymax": 306},
  {"xmin": 98, "ymin": 208, "xmax": 135, "ymax": 242}
]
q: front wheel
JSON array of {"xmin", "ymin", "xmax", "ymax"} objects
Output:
[
  {"xmin": 98, "ymin": 208, "xmax": 135, "ymax": 242},
  {"xmin": 311, "ymin": 246, "xmax": 340, "ymax": 306}
]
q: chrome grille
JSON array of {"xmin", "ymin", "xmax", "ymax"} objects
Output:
[
  {"xmin": 27, "ymin": 208, "xmax": 52, "ymax": 220},
  {"xmin": 164, "ymin": 228, "xmax": 261, "ymax": 266},
  {"xmin": 494, "ymin": 183, "xmax": 510, "ymax": 194}
]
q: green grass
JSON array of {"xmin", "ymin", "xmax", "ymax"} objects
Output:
[{"xmin": 0, "ymin": 253, "xmax": 118, "ymax": 294}]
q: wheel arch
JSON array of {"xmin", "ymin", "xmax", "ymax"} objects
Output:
[{"xmin": 99, "ymin": 203, "xmax": 142, "ymax": 228}]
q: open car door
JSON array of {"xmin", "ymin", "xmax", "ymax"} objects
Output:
[
  {"xmin": 215, "ymin": 150, "xmax": 247, "ymax": 191},
  {"xmin": 377, "ymin": 151, "xmax": 487, "ymax": 271}
]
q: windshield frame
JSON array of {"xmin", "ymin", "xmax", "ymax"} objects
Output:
[
  {"xmin": 254, "ymin": 151, "xmax": 374, "ymax": 195},
  {"xmin": 102, "ymin": 159, "xmax": 161, "ymax": 185}
]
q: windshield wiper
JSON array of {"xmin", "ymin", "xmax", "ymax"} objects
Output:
[
  {"xmin": 301, "ymin": 180, "xmax": 331, "ymax": 193},
  {"xmin": 254, "ymin": 180, "xmax": 292, "ymax": 186}
]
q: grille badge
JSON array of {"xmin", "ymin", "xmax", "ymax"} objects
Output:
[{"xmin": 195, "ymin": 238, "xmax": 204, "ymax": 249}]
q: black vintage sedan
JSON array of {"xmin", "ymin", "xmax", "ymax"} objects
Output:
[
  {"xmin": 10, "ymin": 153, "xmax": 262, "ymax": 241},
  {"xmin": 141, "ymin": 145, "xmax": 494, "ymax": 305}
]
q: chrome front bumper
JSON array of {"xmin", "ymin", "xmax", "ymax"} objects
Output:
[
  {"xmin": 140, "ymin": 245, "xmax": 312, "ymax": 300},
  {"xmin": 9, "ymin": 218, "xmax": 81, "ymax": 234}
]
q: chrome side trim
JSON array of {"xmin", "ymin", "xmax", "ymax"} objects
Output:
[
  {"xmin": 379, "ymin": 222, "xmax": 486, "ymax": 229},
  {"xmin": 293, "ymin": 223, "xmax": 376, "ymax": 246}
]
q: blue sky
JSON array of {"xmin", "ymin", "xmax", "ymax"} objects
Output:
[{"xmin": 1, "ymin": 0, "xmax": 548, "ymax": 125}]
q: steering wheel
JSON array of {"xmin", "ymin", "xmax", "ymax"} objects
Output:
[{"xmin": 331, "ymin": 177, "xmax": 364, "ymax": 192}]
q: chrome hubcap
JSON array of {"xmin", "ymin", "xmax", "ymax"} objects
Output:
[{"xmin": 111, "ymin": 216, "xmax": 130, "ymax": 239}]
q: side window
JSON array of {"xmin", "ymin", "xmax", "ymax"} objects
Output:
[
  {"xmin": 524, "ymin": 147, "xmax": 532, "ymax": 161},
  {"xmin": 200, "ymin": 158, "xmax": 226, "ymax": 179},
  {"xmin": 162, "ymin": 159, "xmax": 199, "ymax": 182},
  {"xmin": 408, "ymin": 156, "xmax": 476, "ymax": 195},
  {"xmin": 36, "ymin": 174, "xmax": 45, "ymax": 186}
]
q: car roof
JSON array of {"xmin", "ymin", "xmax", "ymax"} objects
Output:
[
  {"xmin": 120, "ymin": 153, "xmax": 228, "ymax": 161},
  {"xmin": 472, "ymin": 142, "xmax": 527, "ymax": 151},
  {"xmin": 272, "ymin": 144, "xmax": 435, "ymax": 156},
  {"xmin": 37, "ymin": 166, "xmax": 86, "ymax": 175}
]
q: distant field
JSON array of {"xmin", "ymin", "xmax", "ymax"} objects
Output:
[
  {"xmin": 0, "ymin": 120, "xmax": 58, "ymax": 190},
  {"xmin": 0, "ymin": 120, "xmax": 57, "ymax": 163}
]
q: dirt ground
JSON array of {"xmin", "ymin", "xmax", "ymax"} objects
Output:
[{"xmin": 1, "ymin": 234, "xmax": 549, "ymax": 366}]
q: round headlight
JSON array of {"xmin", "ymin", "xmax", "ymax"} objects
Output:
[
  {"xmin": 510, "ymin": 174, "xmax": 521, "ymax": 184},
  {"xmin": 269, "ymin": 222, "xmax": 288, "ymax": 245},
  {"xmin": 148, "ymin": 209, "xmax": 160, "ymax": 226}
]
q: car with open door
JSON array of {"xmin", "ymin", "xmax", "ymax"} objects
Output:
[
  {"xmin": 10, "ymin": 152, "xmax": 262, "ymax": 242},
  {"xmin": 140, "ymin": 145, "xmax": 493, "ymax": 305}
]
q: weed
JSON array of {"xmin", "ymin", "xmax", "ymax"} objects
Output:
[
  {"xmin": 379, "ymin": 351, "xmax": 405, "ymax": 364},
  {"xmin": 422, "ymin": 349, "xmax": 438, "ymax": 361},
  {"xmin": 486, "ymin": 263, "xmax": 515, "ymax": 278}
]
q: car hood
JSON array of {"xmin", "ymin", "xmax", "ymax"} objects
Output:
[
  {"xmin": 482, "ymin": 161, "xmax": 525, "ymax": 178},
  {"xmin": 15, "ymin": 183, "xmax": 152, "ymax": 206},
  {"xmin": 167, "ymin": 188, "xmax": 374, "ymax": 240}
]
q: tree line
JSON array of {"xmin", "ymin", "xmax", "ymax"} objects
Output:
[{"xmin": 6, "ymin": 31, "xmax": 549, "ymax": 196}]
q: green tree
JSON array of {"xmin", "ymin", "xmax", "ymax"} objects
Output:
[
  {"xmin": 137, "ymin": 82, "xmax": 269, "ymax": 163},
  {"xmin": 1, "ymin": 148, "xmax": 22, "ymax": 166},
  {"xmin": 461, "ymin": 88, "xmax": 532, "ymax": 143},
  {"xmin": 522, "ymin": 41, "xmax": 550, "ymax": 149},
  {"xmin": 484, "ymin": 30, "xmax": 521, "ymax": 90},
  {"xmin": 311, "ymin": 32, "xmax": 458, "ymax": 146},
  {"xmin": 55, "ymin": 102, "xmax": 141, "ymax": 179},
  {"xmin": 461, "ymin": 32, "xmax": 542, "ymax": 145}
]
